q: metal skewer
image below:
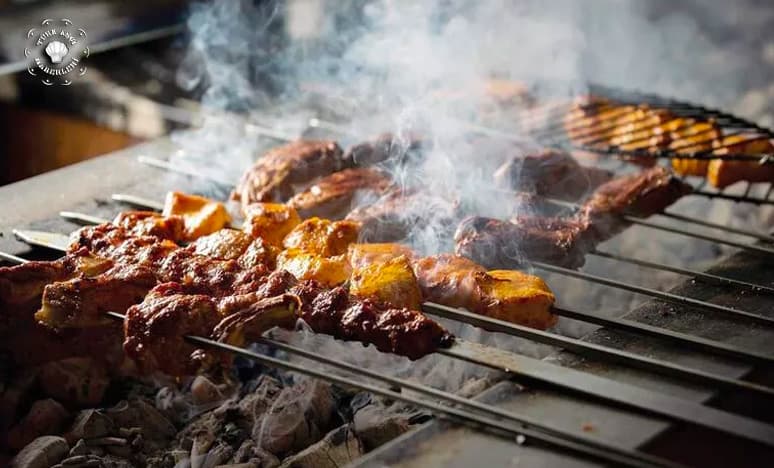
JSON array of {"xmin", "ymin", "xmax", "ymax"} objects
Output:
[
  {"xmin": 16, "ymin": 225, "xmax": 774, "ymax": 401},
  {"xmin": 64, "ymin": 206, "xmax": 774, "ymax": 363},
  {"xmin": 5, "ymin": 248, "xmax": 774, "ymax": 448}
]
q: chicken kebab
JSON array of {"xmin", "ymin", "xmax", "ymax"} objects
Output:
[{"xmin": 564, "ymin": 97, "xmax": 774, "ymax": 188}]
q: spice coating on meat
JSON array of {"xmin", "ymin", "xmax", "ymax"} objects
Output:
[
  {"xmin": 300, "ymin": 286, "xmax": 452, "ymax": 360},
  {"xmin": 242, "ymin": 203, "xmax": 301, "ymax": 246},
  {"xmin": 287, "ymin": 168, "xmax": 393, "ymax": 219},
  {"xmin": 282, "ymin": 218, "xmax": 360, "ymax": 257},
  {"xmin": 233, "ymin": 140, "xmax": 345, "ymax": 205}
]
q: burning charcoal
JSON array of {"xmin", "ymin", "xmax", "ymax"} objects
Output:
[
  {"xmin": 68, "ymin": 439, "xmax": 104, "ymax": 457},
  {"xmin": 7, "ymin": 399, "xmax": 70, "ymax": 451},
  {"xmin": 39, "ymin": 357, "xmax": 109, "ymax": 407},
  {"xmin": 277, "ymin": 425, "xmax": 363, "ymax": 468},
  {"xmin": 191, "ymin": 442, "xmax": 234, "ymax": 468},
  {"xmin": 352, "ymin": 405, "xmax": 410, "ymax": 451},
  {"xmin": 231, "ymin": 439, "xmax": 280, "ymax": 467},
  {"xmin": 10, "ymin": 435, "xmax": 69, "ymax": 468},
  {"xmin": 65, "ymin": 409, "xmax": 115, "ymax": 443},
  {"xmin": 190, "ymin": 375, "xmax": 227, "ymax": 406},
  {"xmin": 0, "ymin": 369, "xmax": 38, "ymax": 434},
  {"xmin": 106, "ymin": 399, "xmax": 176, "ymax": 443},
  {"xmin": 256, "ymin": 380, "xmax": 335, "ymax": 457}
]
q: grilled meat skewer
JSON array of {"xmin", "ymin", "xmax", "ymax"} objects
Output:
[{"xmin": 287, "ymin": 167, "xmax": 393, "ymax": 219}]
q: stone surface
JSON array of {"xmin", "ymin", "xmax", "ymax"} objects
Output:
[
  {"xmin": 7, "ymin": 399, "xmax": 70, "ymax": 451},
  {"xmin": 10, "ymin": 436, "xmax": 69, "ymax": 468}
]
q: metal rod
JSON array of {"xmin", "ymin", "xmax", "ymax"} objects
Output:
[
  {"xmin": 5, "ymin": 250, "xmax": 773, "ymax": 448},
  {"xmin": 656, "ymin": 212, "xmax": 774, "ymax": 243},
  {"xmin": 623, "ymin": 216, "xmax": 774, "ymax": 256},
  {"xmin": 592, "ymin": 249, "xmax": 774, "ymax": 296},
  {"xmin": 692, "ymin": 187, "xmax": 774, "ymax": 206},
  {"xmin": 110, "ymin": 194, "xmax": 165, "ymax": 211},
  {"xmin": 0, "ymin": 251, "xmax": 29, "ymax": 264},
  {"xmin": 137, "ymin": 155, "xmax": 234, "ymax": 187},
  {"xmin": 60, "ymin": 211, "xmax": 113, "ymax": 226},
  {"xmin": 533, "ymin": 261, "xmax": 774, "ymax": 327},
  {"xmin": 424, "ymin": 303, "xmax": 774, "ymax": 399}
]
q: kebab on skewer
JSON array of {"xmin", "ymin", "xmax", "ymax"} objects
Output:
[
  {"xmin": 564, "ymin": 98, "xmax": 774, "ymax": 188},
  {"xmin": 455, "ymin": 166, "xmax": 693, "ymax": 269}
]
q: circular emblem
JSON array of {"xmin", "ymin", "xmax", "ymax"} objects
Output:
[{"xmin": 25, "ymin": 18, "xmax": 89, "ymax": 86}]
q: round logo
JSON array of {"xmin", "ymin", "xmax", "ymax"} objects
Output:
[{"xmin": 25, "ymin": 19, "xmax": 89, "ymax": 86}]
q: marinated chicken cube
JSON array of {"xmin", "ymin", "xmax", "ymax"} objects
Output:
[
  {"xmin": 350, "ymin": 255, "xmax": 423, "ymax": 310},
  {"xmin": 275, "ymin": 248, "xmax": 351, "ymax": 287},
  {"xmin": 162, "ymin": 191, "xmax": 232, "ymax": 241},
  {"xmin": 242, "ymin": 202, "xmax": 301, "ymax": 246},
  {"xmin": 282, "ymin": 218, "xmax": 360, "ymax": 257}
]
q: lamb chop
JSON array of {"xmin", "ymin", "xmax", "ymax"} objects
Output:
[
  {"xmin": 494, "ymin": 149, "xmax": 613, "ymax": 202},
  {"xmin": 232, "ymin": 140, "xmax": 345, "ymax": 206},
  {"xmin": 287, "ymin": 168, "xmax": 393, "ymax": 219}
]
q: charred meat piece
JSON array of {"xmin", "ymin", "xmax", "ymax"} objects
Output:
[
  {"xmin": 298, "ymin": 284, "xmax": 452, "ymax": 360},
  {"xmin": 112, "ymin": 211, "xmax": 186, "ymax": 242},
  {"xmin": 282, "ymin": 217, "xmax": 360, "ymax": 257},
  {"xmin": 212, "ymin": 294, "xmax": 300, "ymax": 348},
  {"xmin": 494, "ymin": 149, "xmax": 613, "ymax": 201},
  {"xmin": 454, "ymin": 216, "xmax": 592, "ymax": 270},
  {"xmin": 342, "ymin": 132, "xmax": 424, "ymax": 167},
  {"xmin": 123, "ymin": 283, "xmax": 223, "ymax": 376},
  {"xmin": 0, "ymin": 252, "xmax": 112, "ymax": 307},
  {"xmin": 413, "ymin": 254, "xmax": 556, "ymax": 329},
  {"xmin": 581, "ymin": 166, "xmax": 692, "ymax": 220},
  {"xmin": 287, "ymin": 168, "xmax": 393, "ymax": 219},
  {"xmin": 233, "ymin": 140, "xmax": 344, "ymax": 205},
  {"xmin": 188, "ymin": 229, "xmax": 254, "ymax": 261},
  {"xmin": 37, "ymin": 264, "xmax": 158, "ymax": 329},
  {"xmin": 346, "ymin": 189, "xmax": 459, "ymax": 242}
]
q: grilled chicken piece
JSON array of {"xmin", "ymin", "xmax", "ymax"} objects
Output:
[
  {"xmin": 36, "ymin": 264, "xmax": 158, "ymax": 328},
  {"xmin": 162, "ymin": 191, "xmax": 232, "ymax": 242},
  {"xmin": 297, "ymin": 284, "xmax": 452, "ymax": 360},
  {"xmin": 275, "ymin": 248, "xmax": 351, "ymax": 287},
  {"xmin": 287, "ymin": 168, "xmax": 393, "ymax": 219},
  {"xmin": 581, "ymin": 166, "xmax": 692, "ymax": 219},
  {"xmin": 233, "ymin": 140, "xmax": 345, "ymax": 205},
  {"xmin": 342, "ymin": 133, "xmax": 424, "ymax": 167},
  {"xmin": 112, "ymin": 211, "xmax": 186, "ymax": 242},
  {"xmin": 454, "ymin": 216, "xmax": 591, "ymax": 270},
  {"xmin": 0, "ymin": 252, "xmax": 112, "ymax": 307},
  {"xmin": 350, "ymin": 255, "xmax": 422, "ymax": 310},
  {"xmin": 494, "ymin": 149, "xmax": 613, "ymax": 201},
  {"xmin": 413, "ymin": 254, "xmax": 556, "ymax": 329},
  {"xmin": 189, "ymin": 229, "xmax": 254, "ymax": 261},
  {"xmin": 242, "ymin": 203, "xmax": 301, "ymax": 246},
  {"xmin": 669, "ymin": 121, "xmax": 721, "ymax": 176},
  {"xmin": 282, "ymin": 218, "xmax": 360, "ymax": 257},
  {"xmin": 708, "ymin": 135, "xmax": 774, "ymax": 188},
  {"xmin": 347, "ymin": 243, "xmax": 415, "ymax": 270}
]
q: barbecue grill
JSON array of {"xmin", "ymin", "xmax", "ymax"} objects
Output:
[{"xmin": 2, "ymin": 78, "xmax": 774, "ymax": 468}]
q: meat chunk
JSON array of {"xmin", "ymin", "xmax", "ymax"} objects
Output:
[
  {"xmin": 347, "ymin": 243, "xmax": 415, "ymax": 270},
  {"xmin": 342, "ymin": 133, "xmax": 424, "ymax": 167},
  {"xmin": 275, "ymin": 248, "xmax": 351, "ymax": 287},
  {"xmin": 581, "ymin": 166, "xmax": 692, "ymax": 219},
  {"xmin": 346, "ymin": 189, "xmax": 459, "ymax": 242},
  {"xmin": 162, "ymin": 191, "xmax": 232, "ymax": 242},
  {"xmin": 300, "ymin": 286, "xmax": 452, "ymax": 360},
  {"xmin": 413, "ymin": 254, "xmax": 557, "ymax": 329},
  {"xmin": 454, "ymin": 216, "xmax": 591, "ymax": 270},
  {"xmin": 494, "ymin": 149, "xmax": 613, "ymax": 201},
  {"xmin": 233, "ymin": 140, "xmax": 344, "ymax": 204},
  {"xmin": 350, "ymin": 255, "xmax": 423, "ymax": 310},
  {"xmin": 282, "ymin": 218, "xmax": 360, "ymax": 257},
  {"xmin": 708, "ymin": 135, "xmax": 774, "ymax": 188},
  {"xmin": 112, "ymin": 211, "xmax": 186, "ymax": 242},
  {"xmin": 287, "ymin": 168, "xmax": 393, "ymax": 219},
  {"xmin": 242, "ymin": 203, "xmax": 301, "ymax": 246},
  {"xmin": 36, "ymin": 264, "xmax": 158, "ymax": 328}
]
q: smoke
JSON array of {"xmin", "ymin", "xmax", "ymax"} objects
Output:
[{"xmin": 170, "ymin": 0, "xmax": 774, "ymax": 388}]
